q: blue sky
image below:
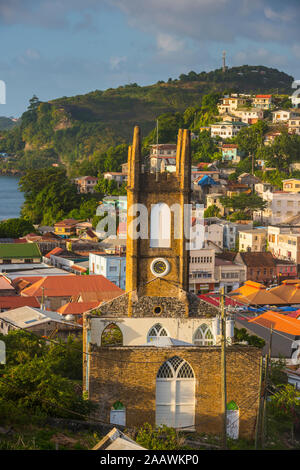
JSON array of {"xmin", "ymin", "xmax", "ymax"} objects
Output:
[{"xmin": 1, "ymin": 0, "xmax": 300, "ymax": 117}]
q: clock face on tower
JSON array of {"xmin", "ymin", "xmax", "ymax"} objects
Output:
[{"xmin": 150, "ymin": 258, "xmax": 170, "ymax": 278}]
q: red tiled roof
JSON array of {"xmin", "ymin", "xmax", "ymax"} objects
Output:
[
  {"xmin": 21, "ymin": 275, "xmax": 124, "ymax": 299},
  {"xmin": 57, "ymin": 301, "xmax": 100, "ymax": 315},
  {"xmin": 255, "ymin": 95, "xmax": 272, "ymax": 98},
  {"xmin": 0, "ymin": 296, "xmax": 40, "ymax": 309},
  {"xmin": 54, "ymin": 219, "xmax": 78, "ymax": 227},
  {"xmin": 0, "ymin": 275, "xmax": 15, "ymax": 291},
  {"xmin": 44, "ymin": 247, "xmax": 64, "ymax": 259}
]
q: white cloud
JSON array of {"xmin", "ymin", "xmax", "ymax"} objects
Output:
[
  {"xmin": 109, "ymin": 56, "xmax": 127, "ymax": 70},
  {"xmin": 156, "ymin": 33, "xmax": 184, "ymax": 54}
]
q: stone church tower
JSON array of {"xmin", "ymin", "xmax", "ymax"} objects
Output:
[{"xmin": 98, "ymin": 125, "xmax": 218, "ymax": 319}]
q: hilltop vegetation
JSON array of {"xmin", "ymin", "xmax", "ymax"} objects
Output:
[{"xmin": 0, "ymin": 65, "xmax": 294, "ymax": 175}]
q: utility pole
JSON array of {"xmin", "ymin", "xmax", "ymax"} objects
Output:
[
  {"xmin": 220, "ymin": 286, "xmax": 227, "ymax": 449},
  {"xmin": 251, "ymin": 153, "xmax": 254, "ymax": 175},
  {"xmin": 255, "ymin": 355, "xmax": 264, "ymax": 449},
  {"xmin": 261, "ymin": 354, "xmax": 269, "ymax": 448}
]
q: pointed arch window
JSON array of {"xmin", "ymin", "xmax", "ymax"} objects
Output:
[
  {"xmin": 156, "ymin": 356, "xmax": 195, "ymax": 429},
  {"xmin": 101, "ymin": 323, "xmax": 123, "ymax": 346},
  {"xmin": 193, "ymin": 324, "xmax": 214, "ymax": 346},
  {"xmin": 147, "ymin": 323, "xmax": 169, "ymax": 342}
]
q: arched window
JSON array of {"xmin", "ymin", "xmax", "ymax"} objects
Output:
[
  {"xmin": 156, "ymin": 356, "xmax": 195, "ymax": 429},
  {"xmin": 147, "ymin": 323, "xmax": 169, "ymax": 342},
  {"xmin": 150, "ymin": 203, "xmax": 171, "ymax": 248},
  {"xmin": 101, "ymin": 323, "xmax": 123, "ymax": 346},
  {"xmin": 193, "ymin": 324, "xmax": 214, "ymax": 346}
]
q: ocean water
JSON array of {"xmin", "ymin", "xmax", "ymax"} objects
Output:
[{"xmin": 0, "ymin": 175, "xmax": 24, "ymax": 221}]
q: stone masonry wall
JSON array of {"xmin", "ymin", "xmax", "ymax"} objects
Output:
[{"xmin": 85, "ymin": 345, "xmax": 261, "ymax": 439}]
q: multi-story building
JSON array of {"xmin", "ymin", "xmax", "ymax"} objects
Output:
[
  {"xmin": 220, "ymin": 144, "xmax": 241, "ymax": 164},
  {"xmin": 214, "ymin": 257, "xmax": 246, "ymax": 293},
  {"xmin": 74, "ymin": 176, "xmax": 99, "ymax": 194},
  {"xmin": 239, "ymin": 229, "xmax": 267, "ymax": 252},
  {"xmin": 54, "ymin": 219, "xmax": 78, "ymax": 238},
  {"xmin": 232, "ymin": 108, "xmax": 264, "ymax": 124},
  {"xmin": 210, "ymin": 121, "xmax": 247, "ymax": 139},
  {"xmin": 282, "ymin": 179, "xmax": 300, "ymax": 193},
  {"xmin": 291, "ymin": 92, "xmax": 300, "ymax": 109},
  {"xmin": 234, "ymin": 252, "xmax": 277, "ymax": 284},
  {"xmin": 149, "ymin": 144, "xmax": 177, "ymax": 171},
  {"xmin": 267, "ymin": 226, "xmax": 300, "ymax": 265},
  {"xmin": 217, "ymin": 96, "xmax": 248, "ymax": 114},
  {"xmin": 103, "ymin": 172, "xmax": 128, "ymax": 186},
  {"xmin": 254, "ymin": 191, "xmax": 300, "ymax": 225},
  {"xmin": 272, "ymin": 109, "xmax": 292, "ymax": 123},
  {"xmin": 252, "ymin": 95, "xmax": 273, "ymax": 109},
  {"xmin": 89, "ymin": 253, "xmax": 126, "ymax": 290},
  {"xmin": 288, "ymin": 118, "xmax": 300, "ymax": 135},
  {"xmin": 189, "ymin": 249, "xmax": 215, "ymax": 294}
]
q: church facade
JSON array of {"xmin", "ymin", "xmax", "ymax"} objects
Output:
[{"xmin": 83, "ymin": 126, "xmax": 261, "ymax": 438}]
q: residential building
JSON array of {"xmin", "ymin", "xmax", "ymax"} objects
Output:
[
  {"xmin": 189, "ymin": 249, "xmax": 215, "ymax": 294},
  {"xmin": 0, "ymin": 243, "xmax": 41, "ymax": 267},
  {"xmin": 282, "ymin": 179, "xmax": 300, "ymax": 193},
  {"xmin": 239, "ymin": 229, "xmax": 267, "ymax": 252},
  {"xmin": 210, "ymin": 121, "xmax": 248, "ymax": 139},
  {"xmin": 214, "ymin": 257, "xmax": 246, "ymax": 293},
  {"xmin": 21, "ymin": 274, "xmax": 123, "ymax": 310},
  {"xmin": 272, "ymin": 109, "xmax": 292, "ymax": 123},
  {"xmin": 288, "ymin": 118, "xmax": 300, "ymax": 135},
  {"xmin": 252, "ymin": 94, "xmax": 273, "ymax": 109},
  {"xmin": 267, "ymin": 225, "xmax": 300, "ymax": 265},
  {"xmin": 74, "ymin": 176, "xmax": 99, "ymax": 194},
  {"xmin": 0, "ymin": 296, "xmax": 40, "ymax": 312},
  {"xmin": 220, "ymin": 144, "xmax": 241, "ymax": 164},
  {"xmin": 43, "ymin": 247, "xmax": 89, "ymax": 272},
  {"xmin": 234, "ymin": 252, "xmax": 276, "ymax": 284},
  {"xmin": 103, "ymin": 172, "xmax": 128, "ymax": 186},
  {"xmin": 232, "ymin": 108, "xmax": 264, "ymax": 124},
  {"xmin": 89, "ymin": 253, "xmax": 126, "ymax": 289},
  {"xmin": 237, "ymin": 173, "xmax": 260, "ymax": 187},
  {"xmin": 149, "ymin": 144, "xmax": 177, "ymax": 171},
  {"xmin": 254, "ymin": 191, "xmax": 300, "ymax": 225},
  {"xmin": 274, "ymin": 259, "xmax": 298, "ymax": 282},
  {"xmin": 217, "ymin": 96, "xmax": 248, "ymax": 114},
  {"xmin": 264, "ymin": 131, "xmax": 282, "ymax": 146},
  {"xmin": 291, "ymin": 92, "xmax": 300, "ymax": 109},
  {"xmin": 0, "ymin": 306, "xmax": 81, "ymax": 339},
  {"xmin": 255, "ymin": 182, "xmax": 273, "ymax": 196},
  {"xmin": 54, "ymin": 219, "xmax": 78, "ymax": 238}
]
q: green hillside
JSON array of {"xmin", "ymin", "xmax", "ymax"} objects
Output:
[
  {"xmin": 0, "ymin": 65, "xmax": 294, "ymax": 175},
  {"xmin": 0, "ymin": 117, "xmax": 18, "ymax": 131}
]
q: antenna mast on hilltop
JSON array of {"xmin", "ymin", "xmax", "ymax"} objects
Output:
[{"xmin": 222, "ymin": 51, "xmax": 227, "ymax": 72}]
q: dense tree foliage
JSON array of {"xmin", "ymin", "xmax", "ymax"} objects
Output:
[
  {"xmin": 0, "ymin": 331, "xmax": 93, "ymax": 423},
  {"xmin": 220, "ymin": 192, "xmax": 267, "ymax": 216},
  {"xmin": 0, "ymin": 218, "xmax": 35, "ymax": 238}
]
